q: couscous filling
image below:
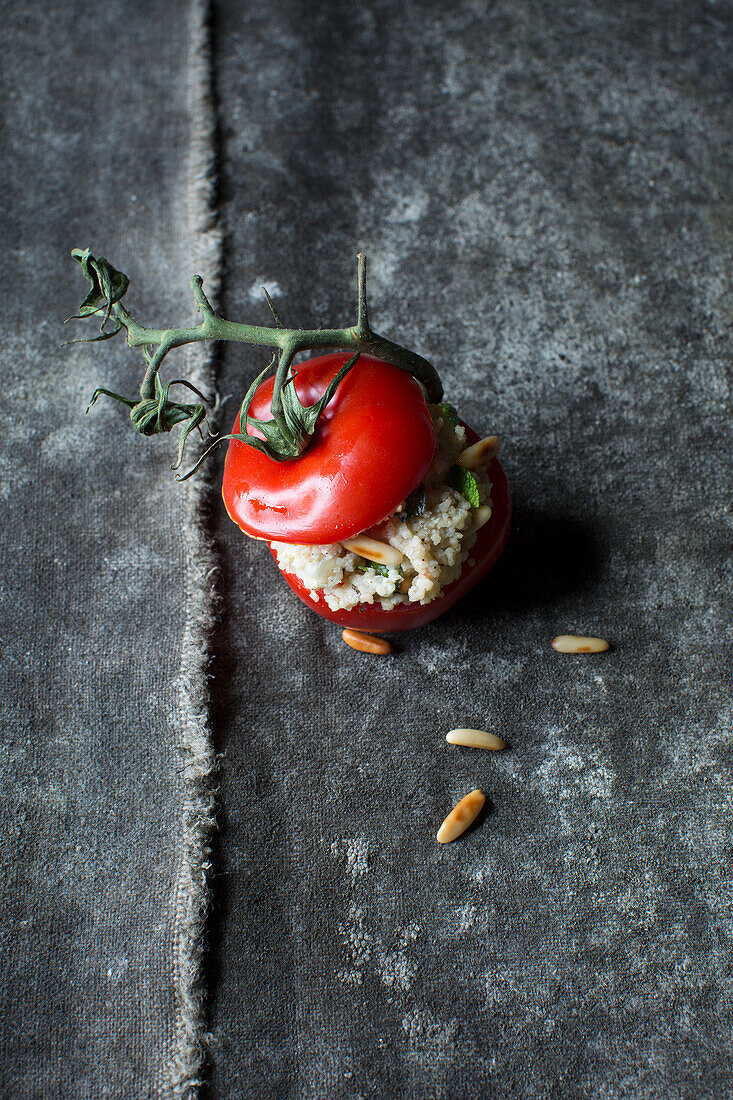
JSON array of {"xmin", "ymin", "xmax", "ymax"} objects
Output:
[{"xmin": 271, "ymin": 407, "xmax": 493, "ymax": 611}]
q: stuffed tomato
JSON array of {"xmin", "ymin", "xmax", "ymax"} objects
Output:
[{"xmin": 222, "ymin": 352, "xmax": 510, "ymax": 632}]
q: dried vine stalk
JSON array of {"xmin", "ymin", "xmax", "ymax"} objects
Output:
[{"xmin": 67, "ymin": 249, "xmax": 443, "ymax": 476}]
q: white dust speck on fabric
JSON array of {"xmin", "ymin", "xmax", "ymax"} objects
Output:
[
  {"xmin": 402, "ymin": 1005, "xmax": 458, "ymax": 1048},
  {"xmin": 398, "ymin": 922, "xmax": 420, "ymax": 947},
  {"xmin": 336, "ymin": 900, "xmax": 422, "ymax": 993},
  {"xmin": 533, "ymin": 727, "xmax": 617, "ymax": 822},
  {"xmin": 336, "ymin": 968, "xmax": 363, "ymax": 987},
  {"xmin": 457, "ymin": 904, "xmax": 482, "ymax": 933},
  {"xmin": 248, "ymin": 280, "xmax": 282, "ymax": 302},
  {"xmin": 470, "ymin": 861, "xmax": 498, "ymax": 886},
  {"xmin": 337, "ymin": 904, "xmax": 373, "ymax": 969},
  {"xmin": 106, "ymin": 957, "xmax": 129, "ymax": 985},
  {"xmin": 330, "ymin": 837, "xmax": 371, "ymax": 879},
  {"xmin": 378, "ymin": 951, "xmax": 417, "ymax": 991},
  {"xmin": 593, "ymin": 671, "xmax": 608, "ymax": 693}
]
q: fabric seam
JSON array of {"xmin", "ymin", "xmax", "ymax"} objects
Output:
[{"xmin": 167, "ymin": 0, "xmax": 222, "ymax": 1096}]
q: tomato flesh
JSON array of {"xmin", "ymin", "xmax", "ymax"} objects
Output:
[
  {"xmin": 222, "ymin": 353, "xmax": 436, "ymax": 544},
  {"xmin": 270, "ymin": 450, "xmax": 511, "ymax": 633}
]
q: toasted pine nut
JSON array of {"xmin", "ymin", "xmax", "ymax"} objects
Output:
[
  {"xmin": 437, "ymin": 789, "xmax": 486, "ymax": 844},
  {"xmin": 446, "ymin": 729, "xmax": 507, "ymax": 751},
  {"xmin": 342, "ymin": 628, "xmax": 393, "ymax": 655},
  {"xmin": 458, "ymin": 435, "xmax": 500, "ymax": 469},
  {"xmin": 551, "ymin": 635, "xmax": 610, "ymax": 654},
  {"xmin": 466, "ymin": 505, "xmax": 492, "ymax": 535},
  {"xmin": 341, "ymin": 535, "xmax": 404, "ymax": 568}
]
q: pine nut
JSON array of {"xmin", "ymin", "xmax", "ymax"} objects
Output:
[
  {"xmin": 551, "ymin": 635, "xmax": 610, "ymax": 654},
  {"xmin": 446, "ymin": 729, "xmax": 507, "ymax": 751},
  {"xmin": 342, "ymin": 628, "xmax": 393, "ymax": 655},
  {"xmin": 466, "ymin": 505, "xmax": 492, "ymax": 534},
  {"xmin": 458, "ymin": 435, "xmax": 499, "ymax": 469},
  {"xmin": 341, "ymin": 535, "xmax": 404, "ymax": 567},
  {"xmin": 437, "ymin": 789, "xmax": 486, "ymax": 844}
]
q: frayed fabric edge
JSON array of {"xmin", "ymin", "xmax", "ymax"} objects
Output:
[{"xmin": 167, "ymin": 1, "xmax": 223, "ymax": 1097}]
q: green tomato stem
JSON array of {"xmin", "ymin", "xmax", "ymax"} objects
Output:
[{"xmin": 71, "ymin": 249, "xmax": 443, "ymax": 471}]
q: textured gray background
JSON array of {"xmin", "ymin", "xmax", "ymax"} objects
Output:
[
  {"xmin": 0, "ymin": 2, "xmax": 205, "ymax": 1095},
  {"xmin": 1, "ymin": 0, "xmax": 732, "ymax": 1098},
  {"xmin": 209, "ymin": 1, "xmax": 732, "ymax": 1097}
]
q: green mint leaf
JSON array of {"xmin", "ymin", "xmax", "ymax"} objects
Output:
[
  {"xmin": 404, "ymin": 484, "xmax": 425, "ymax": 518},
  {"xmin": 447, "ymin": 464, "xmax": 480, "ymax": 508},
  {"xmin": 356, "ymin": 561, "xmax": 391, "ymax": 578},
  {"xmin": 440, "ymin": 402, "xmax": 459, "ymax": 427}
]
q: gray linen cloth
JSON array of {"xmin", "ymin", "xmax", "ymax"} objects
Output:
[
  {"xmin": 1, "ymin": 1, "xmax": 218, "ymax": 1096},
  {"xmin": 2, "ymin": 0, "xmax": 732, "ymax": 1097},
  {"xmin": 209, "ymin": 1, "xmax": 733, "ymax": 1097}
]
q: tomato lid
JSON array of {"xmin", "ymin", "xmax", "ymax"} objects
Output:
[{"xmin": 222, "ymin": 353, "xmax": 436, "ymax": 543}]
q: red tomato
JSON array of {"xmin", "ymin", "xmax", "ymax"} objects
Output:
[
  {"xmin": 222, "ymin": 352, "xmax": 511, "ymax": 632},
  {"xmin": 270, "ymin": 449, "xmax": 511, "ymax": 632},
  {"xmin": 222, "ymin": 353, "xmax": 436, "ymax": 543}
]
